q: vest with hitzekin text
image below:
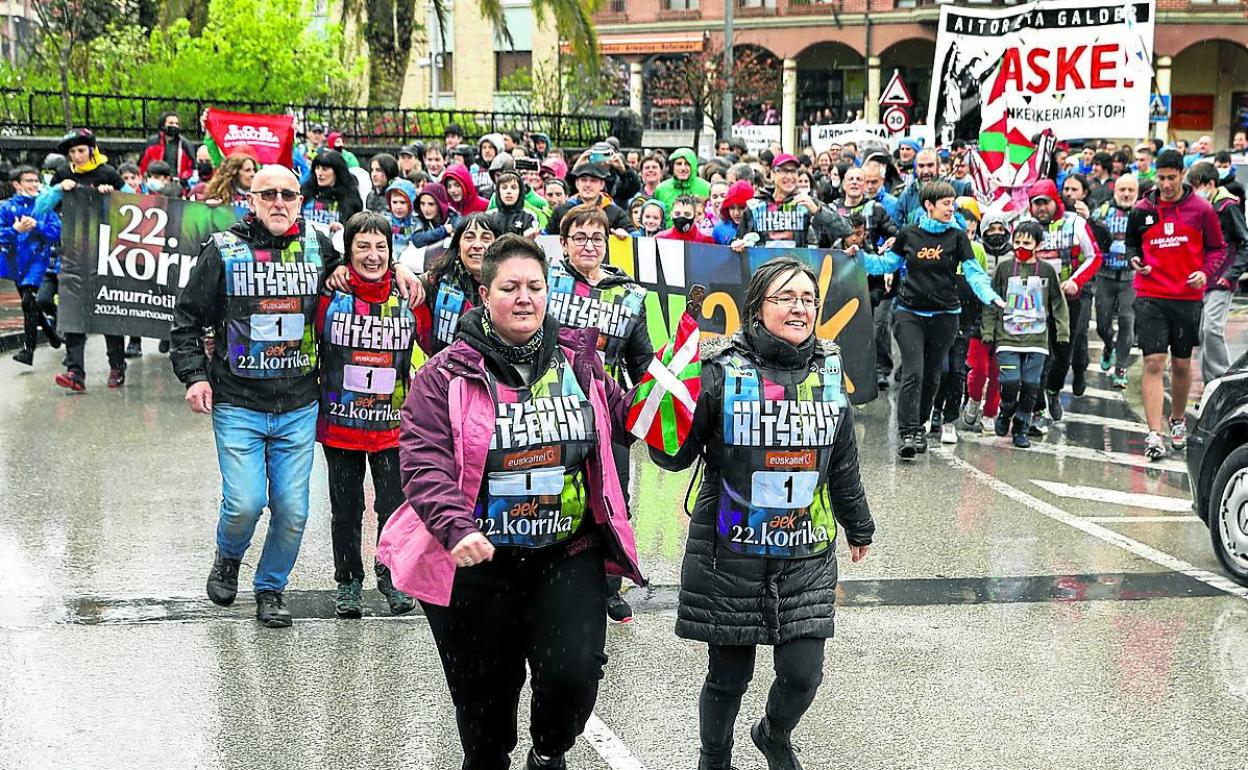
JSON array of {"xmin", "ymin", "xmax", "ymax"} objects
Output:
[
  {"xmin": 746, "ymin": 196, "xmax": 809, "ymax": 248},
  {"xmin": 547, "ymin": 262, "xmax": 647, "ymax": 383},
  {"xmin": 216, "ymin": 228, "xmax": 322, "ymax": 379},
  {"xmin": 475, "ymin": 349, "xmax": 597, "ymax": 549},
  {"xmin": 716, "ymin": 350, "xmax": 847, "ymax": 559},
  {"xmin": 431, "ymin": 277, "xmax": 473, "ymax": 352},
  {"xmin": 1094, "ymin": 203, "xmax": 1131, "ymax": 271},
  {"xmin": 320, "ymin": 287, "xmax": 417, "ymax": 434},
  {"xmin": 1036, "ymin": 214, "xmax": 1084, "ymax": 281},
  {"xmin": 302, "ymin": 197, "xmax": 341, "ymax": 227}
]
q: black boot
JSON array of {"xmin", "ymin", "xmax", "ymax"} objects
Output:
[
  {"xmin": 206, "ymin": 549, "xmax": 240, "ymax": 606},
  {"xmin": 751, "ymin": 717, "xmax": 803, "ymax": 770},
  {"xmin": 697, "ymin": 753, "xmax": 737, "ymax": 770},
  {"xmin": 12, "ymin": 348, "xmax": 33, "ymax": 366},
  {"xmin": 255, "ymin": 590, "xmax": 292, "ymax": 628},
  {"xmin": 525, "ymin": 749, "xmax": 567, "ymax": 770},
  {"xmin": 913, "ymin": 428, "xmax": 927, "ymax": 454},
  {"xmin": 376, "ymin": 564, "xmax": 415, "ymax": 616}
]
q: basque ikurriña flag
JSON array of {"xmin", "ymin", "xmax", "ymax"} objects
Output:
[{"xmin": 627, "ymin": 305, "xmax": 702, "ymax": 456}]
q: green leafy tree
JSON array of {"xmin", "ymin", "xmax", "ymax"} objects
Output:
[{"xmin": 497, "ymin": 57, "xmax": 628, "ymax": 115}]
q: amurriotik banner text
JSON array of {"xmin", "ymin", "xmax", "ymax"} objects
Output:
[
  {"xmin": 401, "ymin": 235, "xmax": 877, "ymax": 403},
  {"xmin": 58, "ymin": 190, "xmax": 238, "ymax": 338},
  {"xmin": 928, "ymin": 0, "xmax": 1155, "ymax": 145}
]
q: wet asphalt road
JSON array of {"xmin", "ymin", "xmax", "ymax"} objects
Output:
[{"xmin": 3, "ymin": 329, "xmax": 1248, "ymax": 770}]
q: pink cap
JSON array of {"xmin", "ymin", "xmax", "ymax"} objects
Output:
[{"xmin": 771, "ymin": 153, "xmax": 800, "ymax": 169}]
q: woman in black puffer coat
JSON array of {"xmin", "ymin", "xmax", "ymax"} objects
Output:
[{"xmin": 652, "ymin": 256, "xmax": 875, "ymax": 770}]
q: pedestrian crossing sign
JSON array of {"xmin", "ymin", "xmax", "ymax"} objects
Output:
[{"xmin": 1149, "ymin": 94, "xmax": 1171, "ymax": 123}]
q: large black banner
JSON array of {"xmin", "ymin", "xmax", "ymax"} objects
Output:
[{"xmin": 58, "ymin": 190, "xmax": 238, "ymax": 339}]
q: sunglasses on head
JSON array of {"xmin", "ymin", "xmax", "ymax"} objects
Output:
[{"xmin": 252, "ymin": 189, "xmax": 300, "ymax": 202}]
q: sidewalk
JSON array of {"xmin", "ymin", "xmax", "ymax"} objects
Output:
[{"xmin": 0, "ymin": 285, "xmax": 24, "ymax": 352}]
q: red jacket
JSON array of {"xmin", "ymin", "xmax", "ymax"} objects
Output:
[
  {"xmin": 656, "ymin": 225, "xmax": 714, "ymax": 243},
  {"xmin": 1125, "ymin": 185, "xmax": 1228, "ymax": 301},
  {"xmin": 138, "ymin": 131, "xmax": 195, "ymax": 180}
]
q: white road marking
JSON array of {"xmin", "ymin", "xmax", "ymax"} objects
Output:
[
  {"xmin": 1084, "ymin": 515, "xmax": 1201, "ymax": 523},
  {"xmin": 1053, "ymin": 412, "xmax": 1148, "ymax": 433},
  {"xmin": 934, "ymin": 448, "xmax": 1248, "ymax": 600},
  {"xmin": 1030, "ymin": 480, "xmax": 1193, "ymax": 512},
  {"xmin": 1075, "ymin": 386, "xmax": 1127, "ymax": 401},
  {"xmin": 959, "ymin": 432, "xmax": 1189, "ymax": 475},
  {"xmin": 583, "ymin": 713, "xmax": 651, "ymax": 770}
]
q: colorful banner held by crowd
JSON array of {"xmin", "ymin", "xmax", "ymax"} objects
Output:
[
  {"xmin": 203, "ymin": 108, "xmax": 296, "ymax": 167},
  {"xmin": 58, "ymin": 190, "xmax": 238, "ymax": 339},
  {"xmin": 928, "ymin": 0, "xmax": 1156, "ymax": 145}
]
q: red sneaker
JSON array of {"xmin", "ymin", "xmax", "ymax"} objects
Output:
[
  {"xmin": 107, "ymin": 368, "xmax": 126, "ymax": 388},
  {"xmin": 54, "ymin": 370, "xmax": 86, "ymax": 392}
]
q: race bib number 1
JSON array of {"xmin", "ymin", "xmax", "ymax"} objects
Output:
[
  {"xmin": 249, "ymin": 313, "xmax": 304, "ymax": 342},
  {"xmin": 751, "ymin": 471, "xmax": 819, "ymax": 509},
  {"xmin": 343, "ymin": 364, "xmax": 397, "ymax": 395},
  {"xmin": 488, "ymin": 466, "xmax": 566, "ymax": 497}
]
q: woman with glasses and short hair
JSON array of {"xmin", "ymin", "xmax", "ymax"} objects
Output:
[
  {"xmin": 652, "ymin": 255, "xmax": 874, "ymax": 770},
  {"xmin": 547, "ymin": 202, "xmax": 653, "ymax": 622}
]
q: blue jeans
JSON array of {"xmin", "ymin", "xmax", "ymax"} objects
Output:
[{"xmin": 212, "ymin": 402, "xmax": 317, "ymax": 592}]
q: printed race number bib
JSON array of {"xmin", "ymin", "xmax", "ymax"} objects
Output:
[
  {"xmin": 343, "ymin": 364, "xmax": 397, "ymax": 395},
  {"xmin": 249, "ymin": 313, "xmax": 304, "ymax": 342},
  {"xmin": 750, "ymin": 471, "xmax": 819, "ymax": 509},
  {"xmin": 487, "ymin": 466, "xmax": 566, "ymax": 497}
]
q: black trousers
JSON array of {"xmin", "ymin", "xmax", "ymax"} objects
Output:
[
  {"xmin": 932, "ymin": 333, "xmax": 970, "ymax": 424},
  {"xmin": 1046, "ymin": 289, "xmax": 1092, "ymax": 393},
  {"xmin": 893, "ymin": 310, "xmax": 960, "ymax": 435},
  {"xmin": 16, "ymin": 285, "xmax": 44, "ymax": 352},
  {"xmin": 422, "ymin": 546, "xmax": 608, "ymax": 770},
  {"xmin": 322, "ymin": 444, "xmax": 404, "ymax": 584},
  {"xmin": 606, "ymin": 441, "xmax": 631, "ymax": 597},
  {"xmin": 699, "ymin": 639, "xmax": 827, "ymax": 763},
  {"xmin": 35, "ymin": 271, "xmax": 57, "ymax": 320},
  {"xmin": 64, "ymin": 332, "xmax": 125, "ymax": 376}
]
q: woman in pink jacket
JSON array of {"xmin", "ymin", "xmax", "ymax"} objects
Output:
[{"xmin": 377, "ymin": 233, "xmax": 644, "ymax": 770}]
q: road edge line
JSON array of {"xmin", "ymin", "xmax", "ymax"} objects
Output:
[{"xmin": 583, "ymin": 713, "xmax": 651, "ymax": 770}]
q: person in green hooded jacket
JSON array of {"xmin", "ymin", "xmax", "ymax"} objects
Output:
[{"xmin": 654, "ymin": 148, "xmax": 711, "ymax": 223}]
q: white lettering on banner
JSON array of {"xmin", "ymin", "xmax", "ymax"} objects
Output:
[
  {"xmin": 731, "ymin": 399, "xmax": 840, "ymax": 447},
  {"xmin": 753, "ymin": 208, "xmax": 808, "ymax": 235},
  {"xmin": 635, "ymin": 237, "xmax": 686, "ymax": 288},
  {"xmin": 94, "ymin": 284, "xmax": 176, "ymax": 309},
  {"xmin": 329, "ymin": 314, "xmax": 415, "ymax": 350},
  {"xmin": 227, "ymin": 261, "xmax": 321, "ymax": 297},
  {"xmin": 327, "ymin": 400, "xmax": 402, "ymax": 423},
  {"xmin": 731, "ymin": 125, "xmax": 782, "ymax": 154},
  {"xmin": 492, "ymin": 396, "xmax": 589, "ymax": 450},
  {"xmin": 549, "ymin": 292, "xmax": 637, "ymax": 338},
  {"xmin": 223, "ymin": 124, "xmax": 281, "ymax": 149},
  {"xmin": 96, "ymin": 223, "xmax": 199, "ymax": 289}
]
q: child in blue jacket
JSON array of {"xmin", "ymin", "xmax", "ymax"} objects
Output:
[{"xmin": 0, "ymin": 165, "xmax": 62, "ymax": 364}]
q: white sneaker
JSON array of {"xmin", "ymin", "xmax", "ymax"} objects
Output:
[
  {"xmin": 1169, "ymin": 417, "xmax": 1187, "ymax": 450},
  {"xmin": 940, "ymin": 422, "xmax": 959, "ymax": 444},
  {"xmin": 1145, "ymin": 431, "xmax": 1167, "ymax": 461},
  {"xmin": 959, "ymin": 400, "xmax": 982, "ymax": 431}
]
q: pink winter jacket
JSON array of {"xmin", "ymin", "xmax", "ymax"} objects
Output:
[{"xmin": 376, "ymin": 325, "xmax": 645, "ymax": 606}]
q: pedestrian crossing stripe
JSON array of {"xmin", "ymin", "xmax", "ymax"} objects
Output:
[{"xmin": 1030, "ymin": 480, "xmax": 1193, "ymax": 512}]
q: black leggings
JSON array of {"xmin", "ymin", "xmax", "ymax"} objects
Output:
[
  {"xmin": 1046, "ymin": 290, "xmax": 1092, "ymax": 392},
  {"xmin": 893, "ymin": 309, "xmax": 960, "ymax": 435},
  {"xmin": 422, "ymin": 546, "xmax": 608, "ymax": 770},
  {"xmin": 322, "ymin": 444, "xmax": 404, "ymax": 584},
  {"xmin": 699, "ymin": 639, "xmax": 827, "ymax": 763},
  {"xmin": 16, "ymin": 285, "xmax": 44, "ymax": 351},
  {"xmin": 932, "ymin": 333, "xmax": 970, "ymax": 424}
]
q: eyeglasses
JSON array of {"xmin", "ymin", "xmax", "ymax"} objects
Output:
[
  {"xmin": 765, "ymin": 294, "xmax": 820, "ymax": 310},
  {"xmin": 252, "ymin": 189, "xmax": 300, "ymax": 202},
  {"xmin": 568, "ymin": 234, "xmax": 607, "ymax": 248}
]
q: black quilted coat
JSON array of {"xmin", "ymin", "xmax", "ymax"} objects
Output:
[{"xmin": 652, "ymin": 328, "xmax": 875, "ymax": 646}]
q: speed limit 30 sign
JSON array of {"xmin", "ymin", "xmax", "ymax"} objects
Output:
[{"xmin": 883, "ymin": 105, "xmax": 910, "ymax": 134}]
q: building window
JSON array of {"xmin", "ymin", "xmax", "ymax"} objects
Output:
[
  {"xmin": 437, "ymin": 52, "xmax": 455, "ymax": 94},
  {"xmin": 495, "ymin": 50, "xmax": 532, "ymax": 87},
  {"xmin": 608, "ymin": 0, "xmax": 626, "ymax": 10},
  {"xmin": 666, "ymin": 0, "xmax": 699, "ymax": 9},
  {"xmin": 739, "ymin": 0, "xmax": 776, "ymax": 7}
]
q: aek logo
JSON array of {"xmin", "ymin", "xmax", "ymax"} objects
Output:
[
  {"xmin": 916, "ymin": 246, "xmax": 944, "ymax": 261},
  {"xmin": 223, "ymin": 124, "xmax": 281, "ymax": 148}
]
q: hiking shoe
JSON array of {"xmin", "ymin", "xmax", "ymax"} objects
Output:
[
  {"xmin": 1072, "ymin": 368, "xmax": 1086, "ymax": 397},
  {"xmin": 1046, "ymin": 390, "xmax": 1063, "ymax": 421},
  {"xmin": 1100, "ymin": 348, "xmax": 1115, "ymax": 372},
  {"xmin": 607, "ymin": 592, "xmax": 634, "ymax": 624},
  {"xmin": 12, "ymin": 348, "xmax": 33, "ymax": 366},
  {"xmin": 124, "ymin": 340, "xmax": 142, "ymax": 358},
  {"xmin": 206, "ymin": 549, "xmax": 241, "ymax": 606},
  {"xmin": 158, "ymin": 339, "xmax": 170, "ymax": 354},
  {"xmin": 898, "ymin": 432, "xmax": 917, "ymax": 460},
  {"xmin": 376, "ymin": 570, "xmax": 415, "ymax": 616},
  {"xmin": 1013, "ymin": 431, "xmax": 1031, "ymax": 448},
  {"xmin": 525, "ymin": 749, "xmax": 567, "ymax": 770},
  {"xmin": 255, "ymin": 590, "xmax": 292, "ymax": 628},
  {"xmin": 1028, "ymin": 418, "xmax": 1048, "ymax": 437},
  {"xmin": 54, "ymin": 370, "xmax": 85, "ymax": 392},
  {"xmin": 107, "ymin": 368, "xmax": 125, "ymax": 388},
  {"xmin": 960, "ymin": 400, "xmax": 983, "ymax": 432},
  {"xmin": 1169, "ymin": 417, "xmax": 1187, "ymax": 451},
  {"xmin": 1145, "ymin": 431, "xmax": 1167, "ymax": 461},
  {"xmin": 751, "ymin": 717, "xmax": 803, "ymax": 770},
  {"xmin": 994, "ymin": 412, "xmax": 1010, "ymax": 437},
  {"xmin": 335, "ymin": 579, "xmax": 363, "ymax": 619},
  {"xmin": 940, "ymin": 422, "xmax": 958, "ymax": 445}
]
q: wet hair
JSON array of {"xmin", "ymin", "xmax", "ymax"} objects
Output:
[
  {"xmin": 846, "ymin": 211, "xmax": 866, "ymax": 230},
  {"xmin": 370, "ymin": 153, "xmax": 400, "ymax": 185},
  {"xmin": 920, "ymin": 180, "xmax": 957, "ymax": 207},
  {"xmin": 672, "ymin": 194, "xmax": 700, "ymax": 213},
  {"xmin": 432, "ymin": 212, "xmax": 500, "ymax": 282},
  {"xmin": 559, "ymin": 202, "xmax": 609, "ymax": 238},
  {"xmin": 1155, "ymin": 149, "xmax": 1185, "ymax": 172},
  {"xmin": 481, "ymin": 233, "xmax": 548, "ymax": 289},
  {"xmin": 1013, "ymin": 220, "xmax": 1045, "ymax": 245},
  {"xmin": 1187, "ymin": 161, "xmax": 1219, "ymax": 188},
  {"xmin": 343, "ymin": 210, "xmax": 394, "ymax": 262},
  {"xmin": 743, "ymin": 256, "xmax": 819, "ymax": 325}
]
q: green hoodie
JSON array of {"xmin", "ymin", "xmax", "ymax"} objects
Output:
[{"xmin": 654, "ymin": 147, "xmax": 711, "ymax": 222}]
